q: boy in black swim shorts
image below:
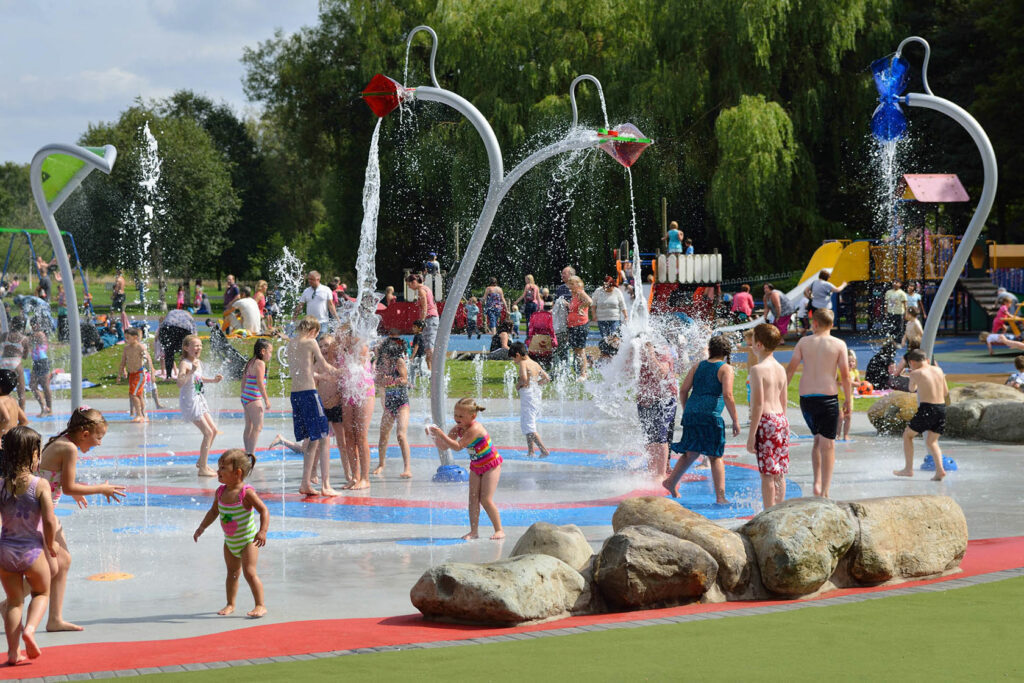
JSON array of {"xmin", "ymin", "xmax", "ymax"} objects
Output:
[{"xmin": 895, "ymin": 348, "xmax": 950, "ymax": 481}]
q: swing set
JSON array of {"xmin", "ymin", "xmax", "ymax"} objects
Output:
[{"xmin": 0, "ymin": 226, "xmax": 94, "ymax": 316}]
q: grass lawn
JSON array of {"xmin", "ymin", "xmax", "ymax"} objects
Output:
[{"xmin": 143, "ymin": 576, "xmax": 1024, "ymax": 681}]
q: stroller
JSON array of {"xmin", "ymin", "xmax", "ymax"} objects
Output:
[
  {"xmin": 206, "ymin": 324, "xmax": 248, "ymax": 380},
  {"xmin": 526, "ymin": 309, "xmax": 558, "ymax": 365}
]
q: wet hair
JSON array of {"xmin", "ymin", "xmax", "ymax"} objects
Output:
[
  {"xmin": 905, "ymin": 348, "xmax": 927, "ymax": 363},
  {"xmin": 707, "ymin": 335, "xmax": 732, "ymax": 362},
  {"xmin": 251, "ymin": 338, "xmax": 272, "ymax": 361},
  {"xmin": 907, "ymin": 339, "xmax": 921, "ymax": 350},
  {"xmin": 455, "ymin": 397, "xmax": 486, "ymax": 415},
  {"xmin": 819, "ymin": 270, "xmax": 831, "ymax": 281},
  {"xmin": 496, "ymin": 320, "xmax": 514, "ymax": 335},
  {"xmin": 509, "ymin": 341, "xmax": 528, "ymax": 358},
  {"xmin": 382, "ymin": 337, "xmax": 407, "ymax": 358},
  {"xmin": 125, "ymin": 327, "xmax": 141, "ymax": 339},
  {"xmin": 47, "ymin": 407, "xmax": 107, "ymax": 448},
  {"xmin": 405, "ymin": 273, "xmax": 423, "ymax": 284},
  {"xmin": 1015, "ymin": 355, "xmax": 1024, "ymax": 372},
  {"xmin": 8, "ymin": 316, "xmax": 24, "ymax": 333},
  {"xmin": 753, "ymin": 323, "xmax": 782, "ymax": 351},
  {"xmin": 0, "ymin": 369, "xmax": 17, "ymax": 396},
  {"xmin": 181, "ymin": 334, "xmax": 201, "ymax": 359},
  {"xmin": 811, "ymin": 308, "xmax": 834, "ymax": 327},
  {"xmin": 220, "ymin": 448, "xmax": 256, "ymax": 479},
  {"xmin": 296, "ymin": 316, "xmax": 321, "ymax": 335},
  {"xmin": 0, "ymin": 426, "xmax": 42, "ymax": 500}
]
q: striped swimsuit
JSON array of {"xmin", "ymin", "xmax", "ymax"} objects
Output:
[
  {"xmin": 467, "ymin": 431, "xmax": 502, "ymax": 476},
  {"xmin": 240, "ymin": 372, "xmax": 263, "ymax": 406},
  {"xmin": 217, "ymin": 484, "xmax": 258, "ymax": 558}
]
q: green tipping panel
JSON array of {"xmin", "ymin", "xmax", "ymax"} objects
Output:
[{"xmin": 40, "ymin": 147, "xmax": 108, "ymax": 203}]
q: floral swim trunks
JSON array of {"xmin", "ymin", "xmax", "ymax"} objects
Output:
[{"xmin": 755, "ymin": 412, "xmax": 790, "ymax": 476}]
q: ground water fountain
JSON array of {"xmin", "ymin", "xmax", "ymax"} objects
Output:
[{"xmin": 362, "ymin": 25, "xmax": 652, "ymax": 481}]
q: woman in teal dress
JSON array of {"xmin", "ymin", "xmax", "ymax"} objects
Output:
[{"xmin": 663, "ymin": 336, "xmax": 739, "ymax": 503}]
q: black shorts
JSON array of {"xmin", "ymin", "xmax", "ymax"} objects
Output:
[
  {"xmin": 799, "ymin": 394, "xmax": 839, "ymax": 440},
  {"xmin": 638, "ymin": 399, "xmax": 677, "ymax": 444},
  {"xmin": 111, "ymin": 292, "xmax": 126, "ymax": 311},
  {"xmin": 567, "ymin": 324, "xmax": 588, "ymax": 350},
  {"xmin": 323, "ymin": 404, "xmax": 343, "ymax": 424},
  {"xmin": 908, "ymin": 402, "xmax": 945, "ymax": 435}
]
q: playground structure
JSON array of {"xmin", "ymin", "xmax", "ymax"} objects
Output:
[{"xmin": 0, "ymin": 226, "xmax": 94, "ymax": 316}]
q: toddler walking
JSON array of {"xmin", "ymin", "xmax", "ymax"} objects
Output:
[
  {"xmin": 428, "ymin": 398, "xmax": 504, "ymax": 540},
  {"xmin": 194, "ymin": 450, "xmax": 268, "ymax": 618}
]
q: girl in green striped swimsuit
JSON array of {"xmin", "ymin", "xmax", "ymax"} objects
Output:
[{"xmin": 194, "ymin": 450, "xmax": 269, "ymax": 618}]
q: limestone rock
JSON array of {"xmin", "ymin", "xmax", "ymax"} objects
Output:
[
  {"xmin": 741, "ymin": 498, "xmax": 856, "ymax": 596},
  {"xmin": 976, "ymin": 402, "xmax": 1024, "ymax": 443},
  {"xmin": 612, "ymin": 497, "xmax": 752, "ymax": 592},
  {"xmin": 944, "ymin": 399, "xmax": 994, "ymax": 439},
  {"xmin": 510, "ymin": 522, "xmax": 594, "ymax": 570},
  {"xmin": 867, "ymin": 391, "xmax": 918, "ymax": 435},
  {"xmin": 949, "ymin": 382, "xmax": 1024, "ymax": 404},
  {"xmin": 845, "ymin": 496, "xmax": 967, "ymax": 583},
  {"xmin": 411, "ymin": 554, "xmax": 585, "ymax": 625},
  {"xmin": 594, "ymin": 525, "xmax": 718, "ymax": 609}
]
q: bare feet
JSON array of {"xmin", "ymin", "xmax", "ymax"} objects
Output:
[
  {"xmin": 526, "ymin": 450, "xmax": 535, "ymax": 458},
  {"xmin": 299, "ymin": 487, "xmax": 320, "ymax": 497},
  {"xmin": 268, "ymin": 434, "xmax": 283, "ymax": 449},
  {"xmin": 539, "ymin": 447, "xmax": 550, "ymax": 458},
  {"xmin": 715, "ymin": 497, "xmax": 730, "ymax": 505},
  {"xmin": 349, "ymin": 480, "xmax": 370, "ymax": 491},
  {"xmin": 247, "ymin": 605, "xmax": 267, "ymax": 618},
  {"xmin": 6, "ymin": 652, "xmax": 27, "ymax": 666},
  {"xmin": 310, "ymin": 475, "xmax": 320, "ymax": 485},
  {"xmin": 662, "ymin": 478, "xmax": 679, "ymax": 498},
  {"xmin": 46, "ymin": 619, "xmax": 83, "ymax": 632},
  {"xmin": 400, "ymin": 470, "xmax": 413, "ymax": 479},
  {"xmin": 932, "ymin": 471, "xmax": 947, "ymax": 481},
  {"xmin": 341, "ymin": 480, "xmax": 355, "ymax": 490},
  {"xmin": 197, "ymin": 466, "xmax": 216, "ymax": 477},
  {"xmin": 130, "ymin": 416, "xmax": 145, "ymax": 423},
  {"xmin": 372, "ymin": 464, "xmax": 384, "ymax": 475},
  {"xmin": 461, "ymin": 531, "xmax": 478, "ymax": 540},
  {"xmin": 320, "ymin": 486, "xmax": 340, "ymax": 497},
  {"xmin": 217, "ymin": 604, "xmax": 235, "ymax": 616},
  {"xmin": 490, "ymin": 530, "xmax": 506, "ymax": 540},
  {"xmin": 893, "ymin": 469, "xmax": 914, "ymax": 478},
  {"xmin": 22, "ymin": 626, "xmax": 40, "ymax": 659}
]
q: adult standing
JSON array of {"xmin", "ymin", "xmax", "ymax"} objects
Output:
[
  {"xmin": 483, "ymin": 277, "xmax": 508, "ymax": 335},
  {"xmin": 555, "ymin": 266, "xmax": 575, "ymax": 301},
  {"xmin": 906, "ymin": 282, "xmax": 926, "ymax": 321},
  {"xmin": 294, "ymin": 271, "xmax": 337, "ymax": 326},
  {"xmin": 806, "ymin": 270, "xmax": 845, "ymax": 315},
  {"xmin": 157, "ymin": 308, "xmax": 196, "ymax": 379},
  {"xmin": 763, "ymin": 283, "xmax": 794, "ymax": 337},
  {"xmin": 513, "ymin": 274, "xmax": 542, "ymax": 331},
  {"xmin": 223, "ymin": 274, "xmax": 239, "ymax": 310},
  {"xmin": 731, "ymin": 284, "xmax": 755, "ymax": 319},
  {"xmin": 566, "ymin": 276, "xmax": 592, "ymax": 380},
  {"xmin": 661, "ymin": 221, "xmax": 683, "ymax": 272},
  {"xmin": 405, "ymin": 273, "xmax": 440, "ymax": 370},
  {"xmin": 884, "ymin": 281, "xmax": 908, "ymax": 340},
  {"xmin": 592, "ymin": 276, "xmax": 628, "ymax": 338}
]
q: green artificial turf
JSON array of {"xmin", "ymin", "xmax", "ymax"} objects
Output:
[{"xmin": 146, "ymin": 576, "xmax": 1024, "ymax": 681}]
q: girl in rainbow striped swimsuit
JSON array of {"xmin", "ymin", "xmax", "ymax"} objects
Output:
[
  {"xmin": 240, "ymin": 339, "xmax": 272, "ymax": 454},
  {"xmin": 428, "ymin": 398, "xmax": 505, "ymax": 540},
  {"xmin": 194, "ymin": 449, "xmax": 269, "ymax": 618}
]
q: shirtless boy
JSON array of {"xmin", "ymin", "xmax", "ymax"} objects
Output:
[
  {"xmin": 510, "ymin": 342, "xmax": 551, "ymax": 458},
  {"xmin": 0, "ymin": 369, "xmax": 28, "ymax": 438},
  {"xmin": 286, "ymin": 317, "xmax": 336, "ymax": 497},
  {"xmin": 316, "ymin": 334, "xmax": 349, "ymax": 488},
  {"xmin": 895, "ymin": 348, "xmax": 949, "ymax": 481},
  {"xmin": 747, "ymin": 324, "xmax": 790, "ymax": 508},
  {"xmin": 120, "ymin": 327, "xmax": 156, "ymax": 422},
  {"xmin": 786, "ymin": 309, "xmax": 852, "ymax": 497}
]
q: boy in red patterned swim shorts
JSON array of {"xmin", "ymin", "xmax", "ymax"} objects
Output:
[{"xmin": 746, "ymin": 323, "xmax": 790, "ymax": 509}]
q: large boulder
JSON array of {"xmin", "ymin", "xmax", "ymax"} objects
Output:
[
  {"xmin": 411, "ymin": 554, "xmax": 585, "ymax": 625},
  {"xmin": 510, "ymin": 522, "xmax": 593, "ymax": 571},
  {"xmin": 845, "ymin": 496, "xmax": 967, "ymax": 583},
  {"xmin": 594, "ymin": 525, "xmax": 718, "ymax": 609},
  {"xmin": 612, "ymin": 497, "xmax": 752, "ymax": 592},
  {"xmin": 867, "ymin": 391, "xmax": 918, "ymax": 435},
  {"xmin": 741, "ymin": 498, "xmax": 856, "ymax": 596},
  {"xmin": 944, "ymin": 399, "xmax": 994, "ymax": 439},
  {"xmin": 976, "ymin": 402, "xmax": 1024, "ymax": 443},
  {"xmin": 949, "ymin": 382, "xmax": 1024, "ymax": 403}
]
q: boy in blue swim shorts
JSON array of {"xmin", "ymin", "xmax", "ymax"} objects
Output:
[{"xmin": 286, "ymin": 317, "xmax": 336, "ymax": 497}]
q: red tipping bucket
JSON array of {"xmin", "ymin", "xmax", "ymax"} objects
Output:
[
  {"xmin": 361, "ymin": 74, "xmax": 409, "ymax": 118},
  {"xmin": 599, "ymin": 123, "xmax": 652, "ymax": 168}
]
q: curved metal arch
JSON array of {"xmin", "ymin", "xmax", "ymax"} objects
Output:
[
  {"xmin": 406, "ymin": 25, "xmax": 441, "ymax": 88},
  {"xmin": 569, "ymin": 74, "xmax": 609, "ymax": 129}
]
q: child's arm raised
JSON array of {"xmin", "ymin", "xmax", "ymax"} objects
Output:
[
  {"xmin": 193, "ymin": 493, "xmax": 220, "ymax": 542},
  {"xmin": 245, "ymin": 488, "xmax": 269, "ymax": 547}
]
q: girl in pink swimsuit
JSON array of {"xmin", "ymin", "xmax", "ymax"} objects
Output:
[
  {"xmin": 37, "ymin": 408, "xmax": 127, "ymax": 633},
  {"xmin": 338, "ymin": 326, "xmax": 375, "ymax": 491},
  {"xmin": 0, "ymin": 426, "xmax": 58, "ymax": 664}
]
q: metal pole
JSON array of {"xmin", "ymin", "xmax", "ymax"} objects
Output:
[{"xmin": 906, "ymin": 93, "xmax": 997, "ymax": 358}]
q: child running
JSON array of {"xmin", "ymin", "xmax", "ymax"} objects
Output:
[
  {"xmin": 746, "ymin": 323, "xmax": 791, "ymax": 509},
  {"xmin": 511, "ymin": 341, "xmax": 551, "ymax": 458},
  {"xmin": 0, "ymin": 426, "xmax": 57, "ymax": 664},
  {"xmin": 120, "ymin": 327, "xmax": 156, "ymax": 423},
  {"xmin": 895, "ymin": 348, "xmax": 950, "ymax": 481},
  {"xmin": 178, "ymin": 335, "xmax": 224, "ymax": 477},
  {"xmin": 38, "ymin": 408, "xmax": 126, "ymax": 631},
  {"xmin": 193, "ymin": 450, "xmax": 268, "ymax": 618},
  {"xmin": 664, "ymin": 336, "xmax": 739, "ymax": 502},
  {"xmin": 241, "ymin": 339, "xmax": 272, "ymax": 454},
  {"xmin": 428, "ymin": 398, "xmax": 504, "ymax": 540},
  {"xmin": 374, "ymin": 335, "xmax": 412, "ymax": 478}
]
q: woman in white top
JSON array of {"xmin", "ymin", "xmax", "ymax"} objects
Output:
[{"xmin": 592, "ymin": 276, "xmax": 628, "ymax": 338}]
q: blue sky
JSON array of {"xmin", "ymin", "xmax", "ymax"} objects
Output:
[{"xmin": 0, "ymin": 0, "xmax": 320, "ymax": 163}]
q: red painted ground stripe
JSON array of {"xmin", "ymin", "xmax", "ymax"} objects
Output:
[{"xmin": 3, "ymin": 536, "xmax": 1021, "ymax": 679}]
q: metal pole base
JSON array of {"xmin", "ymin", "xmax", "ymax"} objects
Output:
[{"xmin": 433, "ymin": 464, "xmax": 469, "ymax": 483}]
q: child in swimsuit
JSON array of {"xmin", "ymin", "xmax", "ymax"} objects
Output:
[
  {"xmin": 428, "ymin": 398, "xmax": 504, "ymax": 540},
  {"xmin": 194, "ymin": 450, "xmax": 269, "ymax": 619},
  {"xmin": 339, "ymin": 326, "xmax": 375, "ymax": 491},
  {"xmin": 29, "ymin": 323, "xmax": 51, "ymax": 417},
  {"xmin": 37, "ymin": 408, "xmax": 126, "ymax": 632},
  {"xmin": 0, "ymin": 426, "xmax": 57, "ymax": 664},
  {"xmin": 178, "ymin": 335, "xmax": 224, "ymax": 477},
  {"xmin": 241, "ymin": 339, "xmax": 273, "ymax": 454},
  {"xmin": 374, "ymin": 336, "xmax": 412, "ymax": 478}
]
